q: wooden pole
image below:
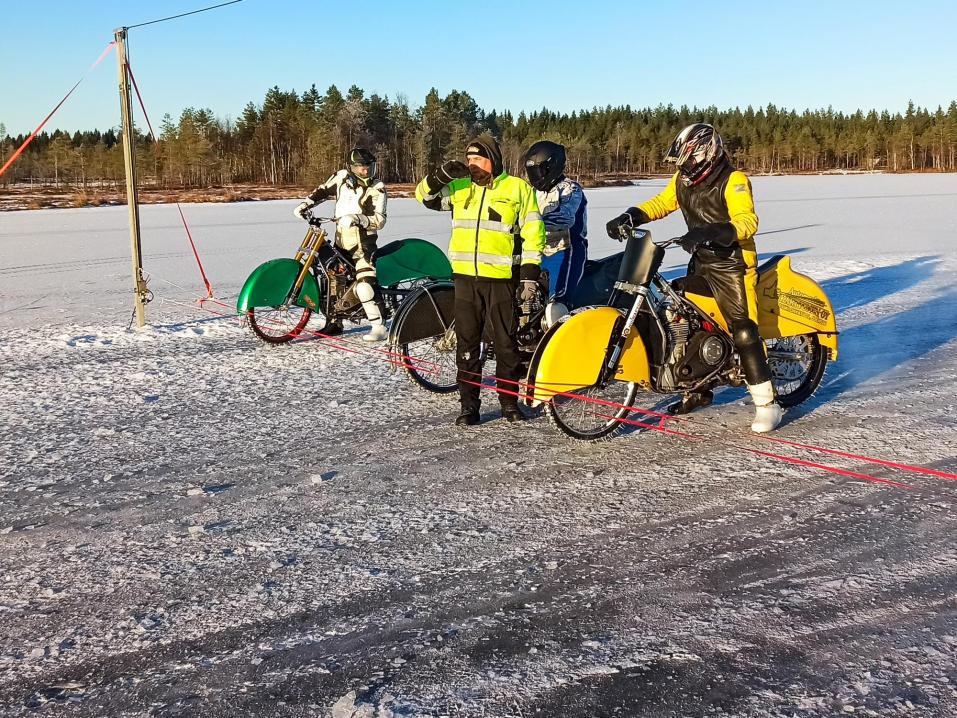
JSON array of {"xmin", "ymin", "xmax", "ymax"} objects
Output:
[{"xmin": 115, "ymin": 27, "xmax": 148, "ymax": 327}]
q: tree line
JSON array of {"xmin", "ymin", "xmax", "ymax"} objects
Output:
[{"xmin": 3, "ymin": 86, "xmax": 957, "ymax": 189}]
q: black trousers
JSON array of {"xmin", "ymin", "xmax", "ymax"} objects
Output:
[
  {"xmin": 674, "ymin": 245, "xmax": 771, "ymax": 386},
  {"xmin": 454, "ymin": 275, "xmax": 521, "ymax": 412}
]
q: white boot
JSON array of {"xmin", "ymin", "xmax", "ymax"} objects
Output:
[
  {"xmin": 748, "ymin": 380, "xmax": 783, "ymax": 433},
  {"xmin": 363, "ymin": 323, "xmax": 388, "ymax": 342},
  {"xmin": 356, "ymin": 280, "xmax": 387, "ymax": 342}
]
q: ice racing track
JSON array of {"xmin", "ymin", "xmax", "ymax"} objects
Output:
[{"xmin": 1, "ymin": 176, "xmax": 956, "ymax": 717}]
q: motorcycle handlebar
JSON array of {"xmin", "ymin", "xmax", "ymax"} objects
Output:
[
  {"xmin": 305, "ymin": 214, "xmax": 336, "ymax": 227},
  {"xmin": 616, "ymin": 224, "xmax": 681, "ymax": 249}
]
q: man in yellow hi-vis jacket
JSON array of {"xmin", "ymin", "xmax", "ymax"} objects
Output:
[
  {"xmin": 416, "ymin": 134, "xmax": 546, "ymax": 426},
  {"xmin": 606, "ymin": 123, "xmax": 783, "ymax": 433}
]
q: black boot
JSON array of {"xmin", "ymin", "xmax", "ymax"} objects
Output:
[
  {"xmin": 456, "ymin": 408, "xmax": 480, "ymax": 426},
  {"xmin": 501, "ymin": 404, "xmax": 526, "ymax": 423},
  {"xmin": 667, "ymin": 389, "xmax": 714, "ymax": 416},
  {"xmin": 322, "ymin": 319, "xmax": 343, "ymax": 337}
]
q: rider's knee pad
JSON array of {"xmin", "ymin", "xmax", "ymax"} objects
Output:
[
  {"xmin": 731, "ymin": 319, "xmax": 761, "ymax": 350},
  {"xmin": 355, "ymin": 279, "xmax": 377, "ymax": 303}
]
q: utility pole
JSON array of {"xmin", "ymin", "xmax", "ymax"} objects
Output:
[{"xmin": 115, "ymin": 27, "xmax": 148, "ymax": 327}]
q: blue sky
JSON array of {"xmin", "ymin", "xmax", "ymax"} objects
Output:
[{"xmin": 2, "ymin": 0, "xmax": 956, "ymax": 136}]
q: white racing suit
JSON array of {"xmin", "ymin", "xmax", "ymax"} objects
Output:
[{"xmin": 306, "ymin": 170, "xmax": 388, "ymax": 327}]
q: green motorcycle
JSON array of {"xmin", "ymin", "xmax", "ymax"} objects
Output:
[{"xmin": 237, "ymin": 215, "xmax": 453, "ymax": 345}]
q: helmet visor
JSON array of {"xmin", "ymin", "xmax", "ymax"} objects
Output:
[
  {"xmin": 665, "ymin": 126, "xmax": 721, "ymax": 184},
  {"xmin": 350, "ymin": 160, "xmax": 375, "ymax": 180},
  {"xmin": 525, "ymin": 161, "xmax": 549, "ymax": 191}
]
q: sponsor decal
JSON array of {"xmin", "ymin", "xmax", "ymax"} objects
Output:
[
  {"xmin": 764, "ymin": 282, "xmax": 831, "ymax": 323},
  {"xmin": 733, "ymin": 183, "xmax": 748, "ymax": 193},
  {"xmin": 304, "ymin": 297, "xmax": 316, "ymax": 309}
]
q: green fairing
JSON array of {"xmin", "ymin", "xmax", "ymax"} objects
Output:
[
  {"xmin": 236, "ymin": 259, "xmax": 321, "ymax": 314},
  {"xmin": 374, "ymin": 238, "xmax": 452, "ymax": 287}
]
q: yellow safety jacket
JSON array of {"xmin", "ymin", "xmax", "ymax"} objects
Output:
[{"xmin": 416, "ymin": 172, "xmax": 546, "ymax": 280}]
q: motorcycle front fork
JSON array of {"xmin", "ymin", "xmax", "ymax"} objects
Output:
[
  {"xmin": 597, "ymin": 286, "xmax": 648, "ymax": 385},
  {"xmin": 289, "ymin": 228, "xmax": 326, "ymax": 303}
]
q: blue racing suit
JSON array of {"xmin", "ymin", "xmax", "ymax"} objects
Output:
[{"xmin": 537, "ymin": 177, "xmax": 588, "ymax": 304}]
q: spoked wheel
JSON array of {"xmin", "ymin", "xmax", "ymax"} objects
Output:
[
  {"xmin": 545, "ymin": 380, "xmax": 639, "ymax": 441},
  {"xmin": 247, "ymin": 305, "xmax": 313, "ymax": 344},
  {"xmin": 766, "ymin": 334, "xmax": 828, "ymax": 408},
  {"xmin": 401, "ymin": 325, "xmax": 458, "ymax": 393}
]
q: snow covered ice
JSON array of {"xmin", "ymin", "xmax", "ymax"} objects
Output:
[{"xmin": 1, "ymin": 174, "xmax": 956, "ymax": 716}]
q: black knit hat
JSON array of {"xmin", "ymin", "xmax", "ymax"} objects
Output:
[
  {"xmin": 465, "ymin": 142, "xmax": 490, "ymax": 158},
  {"xmin": 465, "ymin": 134, "xmax": 503, "ymax": 176}
]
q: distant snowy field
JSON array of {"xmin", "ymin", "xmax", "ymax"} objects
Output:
[{"xmin": 1, "ymin": 175, "xmax": 956, "ymax": 717}]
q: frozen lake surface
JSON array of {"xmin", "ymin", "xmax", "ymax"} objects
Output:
[{"xmin": 0, "ymin": 174, "xmax": 956, "ymax": 716}]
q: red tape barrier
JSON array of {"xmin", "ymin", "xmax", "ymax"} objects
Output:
[
  {"xmin": 127, "ymin": 63, "xmax": 215, "ymax": 300},
  {"xmin": 169, "ymin": 295, "xmax": 954, "ymax": 491},
  {"xmin": 0, "ymin": 42, "xmax": 116, "ymax": 179}
]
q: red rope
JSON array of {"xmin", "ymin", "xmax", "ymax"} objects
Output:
[
  {"xmin": 127, "ymin": 62, "xmax": 215, "ymax": 300},
  {"xmin": 596, "ymin": 411, "xmax": 911, "ymax": 488},
  {"xmin": 758, "ymin": 435, "xmax": 957, "ymax": 482},
  {"xmin": 741, "ymin": 447, "xmax": 912, "ymax": 490},
  {"xmin": 0, "ymin": 41, "xmax": 116, "ymax": 178},
  {"xmin": 175, "ymin": 296, "xmax": 950, "ymax": 491},
  {"xmin": 176, "ymin": 204, "xmax": 215, "ymax": 299}
]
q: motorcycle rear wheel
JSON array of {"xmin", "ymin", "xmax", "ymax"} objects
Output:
[
  {"xmin": 766, "ymin": 334, "xmax": 828, "ymax": 408},
  {"xmin": 247, "ymin": 305, "xmax": 313, "ymax": 344},
  {"xmin": 545, "ymin": 380, "xmax": 638, "ymax": 441},
  {"xmin": 401, "ymin": 327, "xmax": 458, "ymax": 393}
]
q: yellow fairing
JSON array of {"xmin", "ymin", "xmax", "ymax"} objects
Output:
[
  {"xmin": 685, "ymin": 256, "xmax": 839, "ymax": 359},
  {"xmin": 527, "ymin": 306, "xmax": 651, "ymax": 406}
]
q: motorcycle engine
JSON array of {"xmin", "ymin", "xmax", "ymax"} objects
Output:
[{"xmin": 673, "ymin": 331, "xmax": 732, "ymax": 384}]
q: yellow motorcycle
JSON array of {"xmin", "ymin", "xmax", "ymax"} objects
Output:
[{"xmin": 523, "ymin": 227, "xmax": 839, "ymax": 440}]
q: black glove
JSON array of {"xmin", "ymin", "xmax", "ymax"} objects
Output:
[
  {"xmin": 679, "ymin": 223, "xmax": 736, "ymax": 253},
  {"xmin": 605, "ymin": 207, "xmax": 647, "ymax": 241},
  {"xmin": 432, "ymin": 160, "xmax": 470, "ymax": 186}
]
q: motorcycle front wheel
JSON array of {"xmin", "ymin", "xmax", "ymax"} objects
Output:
[
  {"xmin": 545, "ymin": 380, "xmax": 638, "ymax": 441},
  {"xmin": 401, "ymin": 326, "xmax": 458, "ymax": 393},
  {"xmin": 247, "ymin": 305, "xmax": 313, "ymax": 344},
  {"xmin": 767, "ymin": 334, "xmax": 828, "ymax": 407}
]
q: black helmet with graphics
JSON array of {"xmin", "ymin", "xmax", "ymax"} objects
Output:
[
  {"xmin": 665, "ymin": 123, "xmax": 726, "ymax": 186},
  {"xmin": 348, "ymin": 147, "xmax": 376, "ymax": 185},
  {"xmin": 523, "ymin": 140, "xmax": 567, "ymax": 192}
]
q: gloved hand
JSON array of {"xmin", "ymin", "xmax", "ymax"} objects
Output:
[
  {"xmin": 342, "ymin": 213, "xmax": 370, "ymax": 229},
  {"xmin": 517, "ymin": 279, "xmax": 539, "ymax": 304},
  {"xmin": 543, "ymin": 228, "xmax": 571, "ymax": 256},
  {"xmin": 605, "ymin": 207, "xmax": 647, "ymax": 241},
  {"xmin": 679, "ymin": 223, "xmax": 736, "ymax": 253},
  {"xmin": 293, "ymin": 200, "xmax": 315, "ymax": 219},
  {"xmin": 679, "ymin": 228, "xmax": 707, "ymax": 254},
  {"xmin": 435, "ymin": 160, "xmax": 470, "ymax": 185}
]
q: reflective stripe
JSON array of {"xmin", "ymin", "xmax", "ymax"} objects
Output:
[
  {"xmin": 476, "ymin": 252, "xmax": 514, "ymax": 266},
  {"xmin": 450, "ymin": 251, "xmax": 514, "ymax": 267},
  {"xmin": 451, "ymin": 219, "xmax": 514, "ymax": 233},
  {"xmin": 522, "ymin": 251, "xmax": 542, "ymax": 261},
  {"xmin": 520, "ymin": 211, "xmax": 542, "ymax": 226}
]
